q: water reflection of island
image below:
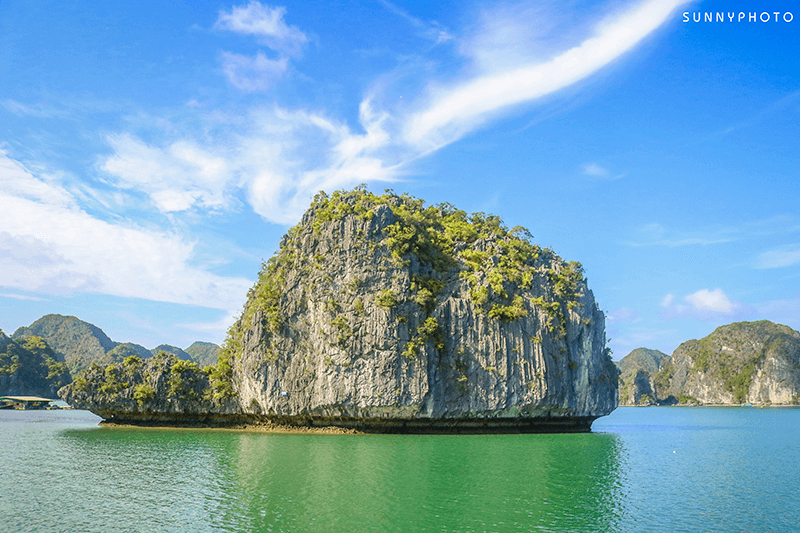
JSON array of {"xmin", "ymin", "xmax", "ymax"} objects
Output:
[{"xmin": 228, "ymin": 432, "xmax": 625, "ymax": 531}]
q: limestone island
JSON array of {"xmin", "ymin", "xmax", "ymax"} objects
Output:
[
  {"xmin": 60, "ymin": 187, "xmax": 618, "ymax": 433},
  {"xmin": 618, "ymin": 320, "xmax": 800, "ymax": 406}
]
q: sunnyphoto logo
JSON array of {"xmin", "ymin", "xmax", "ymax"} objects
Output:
[{"xmin": 683, "ymin": 11, "xmax": 794, "ymax": 23}]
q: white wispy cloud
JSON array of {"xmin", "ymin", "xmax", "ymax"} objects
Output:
[
  {"xmin": 377, "ymin": 0, "xmax": 452, "ymax": 44},
  {"xmin": 214, "ymin": 2, "xmax": 307, "ymax": 91},
  {"xmin": 660, "ymin": 293, "xmax": 675, "ymax": 308},
  {"xmin": 2, "ymin": 99, "xmax": 64, "ymax": 118},
  {"xmin": 457, "ymin": 2, "xmax": 569, "ymax": 74},
  {"xmin": 241, "ymin": 102, "xmax": 398, "ymax": 223},
  {"xmin": 0, "ymin": 292, "xmax": 47, "ymax": 301},
  {"xmin": 606, "ymin": 307, "xmax": 640, "ymax": 324},
  {"xmin": 625, "ymin": 216, "xmax": 800, "ymax": 248},
  {"xmin": 178, "ymin": 310, "xmax": 241, "ymax": 336},
  {"xmin": 624, "ymin": 222, "xmax": 737, "ymax": 247},
  {"xmin": 101, "ymin": 133, "xmax": 231, "ymax": 213},
  {"xmin": 214, "ymin": 2, "xmax": 307, "ymax": 54},
  {"xmin": 0, "ymin": 151, "xmax": 251, "ymax": 310},
  {"xmin": 580, "ymin": 162, "xmax": 626, "ymax": 180},
  {"xmin": 755, "ymin": 294, "xmax": 800, "ymax": 329},
  {"xmin": 754, "ymin": 244, "xmax": 800, "ymax": 269},
  {"xmin": 685, "ymin": 288, "xmax": 736, "ymax": 314},
  {"xmin": 98, "ymin": 0, "xmax": 689, "ymax": 225},
  {"xmin": 660, "ymin": 288, "xmax": 747, "ymax": 320},
  {"xmin": 99, "ymin": 99, "xmax": 398, "ymax": 224},
  {"xmin": 0, "ymin": 152, "xmax": 77, "ymax": 208},
  {"xmin": 582, "ymin": 163, "xmax": 608, "ymax": 176},
  {"xmin": 220, "ymin": 51, "xmax": 289, "ymax": 92},
  {"xmin": 402, "ymin": 0, "xmax": 690, "ymax": 152}
]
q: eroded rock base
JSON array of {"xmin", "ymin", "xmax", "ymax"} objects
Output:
[{"xmin": 93, "ymin": 411, "xmax": 597, "ymax": 434}]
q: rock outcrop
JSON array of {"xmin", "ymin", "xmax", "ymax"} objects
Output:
[
  {"xmin": 617, "ymin": 321, "xmax": 800, "ymax": 406},
  {"xmin": 618, "ymin": 348, "xmax": 668, "ymax": 405},
  {"xmin": 59, "ymin": 351, "xmax": 232, "ymax": 423},
  {"xmin": 61, "ymin": 188, "xmax": 618, "ymax": 432},
  {"xmin": 657, "ymin": 321, "xmax": 800, "ymax": 405},
  {"xmin": 152, "ymin": 344, "xmax": 193, "ymax": 361}
]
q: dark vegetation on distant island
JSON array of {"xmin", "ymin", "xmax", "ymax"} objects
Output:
[
  {"xmin": 60, "ymin": 186, "xmax": 618, "ymax": 433},
  {"xmin": 1, "ymin": 314, "xmax": 221, "ymax": 399},
  {"xmin": 618, "ymin": 320, "xmax": 800, "ymax": 406},
  {"xmin": 0, "ymin": 330, "xmax": 70, "ymax": 397}
]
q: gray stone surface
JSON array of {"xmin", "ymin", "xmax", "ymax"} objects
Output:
[
  {"xmin": 61, "ymin": 191, "xmax": 619, "ymax": 431},
  {"xmin": 230, "ymin": 200, "xmax": 617, "ymax": 428},
  {"xmin": 620, "ymin": 321, "xmax": 800, "ymax": 406}
]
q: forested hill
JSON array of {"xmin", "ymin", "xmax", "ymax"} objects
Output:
[
  {"xmin": 10, "ymin": 314, "xmax": 220, "ymax": 373},
  {"xmin": 618, "ymin": 320, "xmax": 800, "ymax": 406},
  {"xmin": 0, "ymin": 330, "xmax": 70, "ymax": 397}
]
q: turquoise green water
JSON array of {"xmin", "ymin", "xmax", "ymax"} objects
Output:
[{"xmin": 1, "ymin": 407, "xmax": 798, "ymax": 532}]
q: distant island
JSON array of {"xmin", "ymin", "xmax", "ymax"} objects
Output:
[
  {"xmin": 59, "ymin": 187, "xmax": 619, "ymax": 433},
  {"xmin": 0, "ymin": 314, "xmax": 220, "ymax": 398},
  {"xmin": 618, "ymin": 320, "xmax": 800, "ymax": 406}
]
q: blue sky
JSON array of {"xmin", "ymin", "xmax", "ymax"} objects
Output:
[{"xmin": 1, "ymin": 0, "xmax": 798, "ymax": 359}]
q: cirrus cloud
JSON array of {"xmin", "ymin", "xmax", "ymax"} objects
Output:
[
  {"xmin": 754, "ymin": 244, "xmax": 800, "ymax": 269},
  {"xmin": 403, "ymin": 0, "xmax": 691, "ymax": 152},
  {"xmin": 100, "ymin": 133, "xmax": 232, "ymax": 213},
  {"xmin": 100, "ymin": 0, "xmax": 691, "ymax": 225},
  {"xmin": 219, "ymin": 51, "xmax": 290, "ymax": 92}
]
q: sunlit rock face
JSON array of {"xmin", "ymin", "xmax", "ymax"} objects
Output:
[
  {"xmin": 61, "ymin": 188, "xmax": 618, "ymax": 432},
  {"xmin": 656, "ymin": 321, "xmax": 800, "ymax": 406},
  {"xmin": 228, "ymin": 189, "xmax": 617, "ymax": 432}
]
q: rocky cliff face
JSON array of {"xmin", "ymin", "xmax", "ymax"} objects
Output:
[
  {"xmin": 617, "ymin": 321, "xmax": 800, "ymax": 406},
  {"xmin": 657, "ymin": 321, "xmax": 800, "ymax": 405},
  {"xmin": 61, "ymin": 188, "xmax": 618, "ymax": 432},
  {"xmin": 617, "ymin": 348, "xmax": 668, "ymax": 405}
]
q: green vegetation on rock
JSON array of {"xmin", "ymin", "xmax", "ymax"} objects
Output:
[
  {"xmin": 185, "ymin": 341, "xmax": 223, "ymax": 367},
  {"xmin": 60, "ymin": 185, "xmax": 620, "ymax": 427},
  {"xmin": 208, "ymin": 335, "xmax": 236, "ymax": 402},
  {"xmin": 0, "ymin": 331, "xmax": 71, "ymax": 396},
  {"xmin": 60, "ymin": 351, "xmax": 228, "ymax": 411},
  {"xmin": 618, "ymin": 321, "xmax": 800, "ymax": 406},
  {"xmin": 12, "ymin": 315, "xmax": 117, "ymax": 372},
  {"xmin": 375, "ymin": 289, "xmax": 399, "ymax": 310},
  {"xmin": 223, "ymin": 186, "xmax": 589, "ymax": 367},
  {"xmin": 10, "ymin": 314, "xmax": 220, "ymax": 378}
]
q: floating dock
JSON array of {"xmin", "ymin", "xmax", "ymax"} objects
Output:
[{"xmin": 0, "ymin": 396, "xmax": 60, "ymax": 410}]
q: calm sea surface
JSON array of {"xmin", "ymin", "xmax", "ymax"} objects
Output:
[{"xmin": 1, "ymin": 407, "xmax": 798, "ymax": 532}]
